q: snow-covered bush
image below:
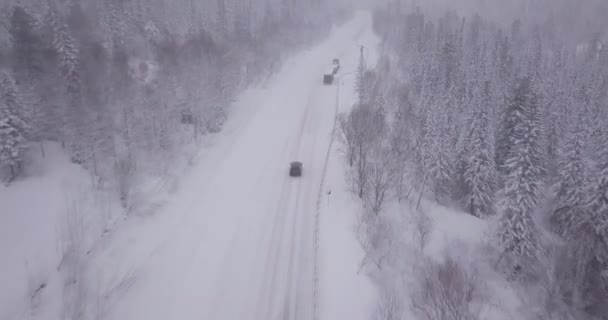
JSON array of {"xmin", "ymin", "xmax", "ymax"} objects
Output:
[{"xmin": 410, "ymin": 255, "xmax": 486, "ymax": 320}]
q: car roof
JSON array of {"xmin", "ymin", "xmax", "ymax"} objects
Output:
[{"xmin": 291, "ymin": 161, "xmax": 302, "ymax": 166}]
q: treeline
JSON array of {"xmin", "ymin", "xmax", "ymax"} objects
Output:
[
  {"xmin": 339, "ymin": 1, "xmax": 608, "ymax": 318},
  {"xmin": 0, "ymin": 0, "xmax": 350, "ymax": 194}
]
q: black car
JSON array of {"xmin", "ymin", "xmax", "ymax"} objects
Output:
[{"xmin": 289, "ymin": 161, "xmax": 302, "ymax": 177}]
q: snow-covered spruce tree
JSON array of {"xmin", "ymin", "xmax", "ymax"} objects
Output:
[
  {"xmin": 540, "ymin": 49, "xmax": 571, "ymax": 181},
  {"xmin": 9, "ymin": 5, "xmax": 47, "ymax": 82},
  {"xmin": 550, "ymin": 115, "xmax": 589, "ymax": 239},
  {"xmin": 413, "ymin": 111, "xmax": 428, "ymax": 188},
  {"xmin": 493, "ymin": 33, "xmax": 515, "ymax": 177},
  {"xmin": 463, "ymin": 82, "xmax": 496, "ymax": 218},
  {"xmin": 356, "ymin": 45, "xmax": 367, "ymax": 105},
  {"xmin": 0, "ymin": 71, "xmax": 30, "ymax": 182},
  {"xmin": 548, "ymin": 135, "xmax": 608, "ymax": 317},
  {"xmin": 580, "ymin": 71, "xmax": 606, "ymax": 170},
  {"xmin": 8, "ymin": 4, "xmax": 61, "ymax": 156},
  {"xmin": 434, "ymin": 116, "xmax": 455, "ymax": 204},
  {"xmin": 544, "ymin": 115, "xmax": 608, "ymax": 319},
  {"xmin": 51, "ymin": 13, "xmax": 87, "ymax": 165},
  {"xmin": 415, "ymin": 61, "xmax": 441, "ymax": 192},
  {"xmin": 422, "ymin": 94, "xmax": 454, "ymax": 204},
  {"xmin": 51, "ymin": 14, "xmax": 81, "ymax": 103},
  {"xmin": 580, "ymin": 144, "xmax": 608, "ymax": 262},
  {"xmin": 495, "ymin": 76, "xmax": 544, "ymax": 264}
]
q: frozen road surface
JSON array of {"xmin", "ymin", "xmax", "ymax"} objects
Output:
[{"xmin": 108, "ymin": 12, "xmax": 374, "ymax": 320}]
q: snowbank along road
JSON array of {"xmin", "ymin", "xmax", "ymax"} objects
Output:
[{"xmin": 106, "ymin": 12, "xmax": 373, "ymax": 320}]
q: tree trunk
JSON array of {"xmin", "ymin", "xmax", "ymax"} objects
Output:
[
  {"xmin": 7, "ymin": 164, "xmax": 17, "ymax": 184},
  {"xmin": 39, "ymin": 141, "xmax": 46, "ymax": 158},
  {"xmin": 417, "ymin": 176, "xmax": 427, "ymax": 210}
]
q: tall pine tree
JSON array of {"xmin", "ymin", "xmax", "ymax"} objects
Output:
[
  {"xmin": 580, "ymin": 143, "xmax": 608, "ymax": 262},
  {"xmin": 51, "ymin": 11, "xmax": 87, "ymax": 165},
  {"xmin": 0, "ymin": 71, "xmax": 29, "ymax": 182},
  {"xmin": 551, "ymin": 115, "xmax": 589, "ymax": 238},
  {"xmin": 9, "ymin": 5, "xmax": 46, "ymax": 82},
  {"xmin": 496, "ymin": 77, "xmax": 544, "ymax": 261},
  {"xmin": 463, "ymin": 82, "xmax": 496, "ymax": 217}
]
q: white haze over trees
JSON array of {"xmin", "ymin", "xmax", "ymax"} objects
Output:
[{"xmin": 0, "ymin": 0, "xmax": 351, "ymax": 187}]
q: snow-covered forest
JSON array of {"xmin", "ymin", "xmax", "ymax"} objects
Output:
[
  {"xmin": 3, "ymin": 0, "xmax": 608, "ymax": 319},
  {"xmin": 0, "ymin": 1, "xmax": 354, "ymax": 319},
  {"xmin": 0, "ymin": 0, "xmax": 351, "ymax": 187},
  {"xmin": 336, "ymin": 0, "xmax": 608, "ymax": 319}
]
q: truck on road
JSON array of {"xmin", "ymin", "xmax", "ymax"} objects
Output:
[{"xmin": 322, "ymin": 58, "xmax": 340, "ymax": 85}]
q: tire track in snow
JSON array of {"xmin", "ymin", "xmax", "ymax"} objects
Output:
[
  {"xmin": 282, "ymin": 81, "xmax": 320, "ymax": 320},
  {"xmin": 269, "ymin": 91, "xmax": 316, "ymax": 320},
  {"xmin": 270, "ymin": 23, "xmax": 369, "ymax": 319},
  {"xmin": 255, "ymin": 175, "xmax": 295, "ymax": 319},
  {"xmin": 196, "ymin": 19, "xmax": 366, "ymax": 320},
  {"xmin": 103, "ymin": 14, "xmax": 374, "ymax": 320},
  {"xmin": 256, "ymin": 89, "xmax": 315, "ymax": 320},
  {"xmin": 293, "ymin": 86, "xmax": 324, "ymax": 320}
]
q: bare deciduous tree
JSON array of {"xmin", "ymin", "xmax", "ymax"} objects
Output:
[
  {"xmin": 390, "ymin": 90, "xmax": 416, "ymax": 201},
  {"xmin": 374, "ymin": 289, "xmax": 403, "ymax": 320},
  {"xmin": 413, "ymin": 208, "xmax": 432, "ymax": 250},
  {"xmin": 337, "ymin": 113, "xmax": 356, "ymax": 167},
  {"xmin": 365, "ymin": 144, "xmax": 397, "ymax": 215},
  {"xmin": 338, "ymin": 102, "xmax": 387, "ymax": 199}
]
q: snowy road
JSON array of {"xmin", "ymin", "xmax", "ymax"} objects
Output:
[{"xmin": 107, "ymin": 12, "xmax": 373, "ymax": 320}]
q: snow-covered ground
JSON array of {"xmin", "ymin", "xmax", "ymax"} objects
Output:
[
  {"xmin": 317, "ymin": 25, "xmax": 380, "ymax": 320},
  {"xmin": 0, "ymin": 142, "xmax": 107, "ymax": 319}
]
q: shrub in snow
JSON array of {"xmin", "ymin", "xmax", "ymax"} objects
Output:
[
  {"xmin": 205, "ymin": 105, "xmax": 227, "ymax": 134},
  {"xmin": 357, "ymin": 209, "xmax": 392, "ymax": 270},
  {"xmin": 373, "ymin": 287, "xmax": 406, "ymax": 320},
  {"xmin": 517, "ymin": 239, "xmax": 608, "ymax": 320},
  {"xmin": 413, "ymin": 208, "xmax": 432, "ymax": 251},
  {"xmin": 410, "ymin": 255, "xmax": 486, "ymax": 320}
]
